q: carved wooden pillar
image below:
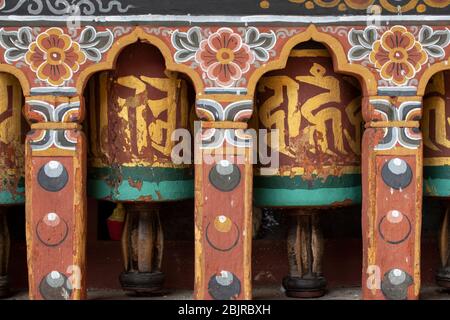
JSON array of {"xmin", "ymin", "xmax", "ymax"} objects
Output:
[
  {"xmin": 362, "ymin": 96, "xmax": 422, "ymax": 300},
  {"xmin": 120, "ymin": 203, "xmax": 164, "ymax": 293},
  {"xmin": 194, "ymin": 98, "xmax": 253, "ymax": 300},
  {"xmin": 283, "ymin": 209, "xmax": 326, "ymax": 298},
  {"xmin": 24, "ymin": 95, "xmax": 87, "ymax": 300},
  {"xmin": 0, "ymin": 208, "xmax": 9, "ymax": 298}
]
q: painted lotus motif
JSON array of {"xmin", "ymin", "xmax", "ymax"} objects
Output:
[
  {"xmin": 25, "ymin": 28, "xmax": 86, "ymax": 86},
  {"xmin": 348, "ymin": 25, "xmax": 450, "ymax": 87},
  {"xmin": 0, "ymin": 26, "xmax": 114, "ymax": 87},
  {"xmin": 369, "ymin": 26, "xmax": 427, "ymax": 86},
  {"xmin": 195, "ymin": 28, "xmax": 255, "ymax": 87},
  {"xmin": 172, "ymin": 26, "xmax": 276, "ymax": 88}
]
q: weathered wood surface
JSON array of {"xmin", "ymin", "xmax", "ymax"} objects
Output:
[
  {"xmin": 254, "ymin": 47, "xmax": 362, "ymax": 207},
  {"xmin": 85, "ymin": 43, "xmax": 195, "ymax": 294},
  {"xmin": 25, "ymin": 95, "xmax": 87, "ymax": 300},
  {"xmin": 86, "ymin": 42, "xmax": 193, "ymax": 203},
  {"xmin": 195, "ymin": 130, "xmax": 253, "ymax": 300},
  {"xmin": 362, "ymin": 96, "xmax": 422, "ymax": 300},
  {"xmin": 0, "ymin": 14, "xmax": 444, "ymax": 302},
  {"xmin": 253, "ymin": 47, "xmax": 362, "ymax": 298}
]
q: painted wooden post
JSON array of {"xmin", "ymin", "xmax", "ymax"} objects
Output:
[
  {"xmin": 362, "ymin": 96, "xmax": 422, "ymax": 300},
  {"xmin": 194, "ymin": 98, "xmax": 253, "ymax": 300},
  {"xmin": 24, "ymin": 95, "xmax": 87, "ymax": 300}
]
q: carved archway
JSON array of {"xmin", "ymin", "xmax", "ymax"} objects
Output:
[
  {"xmin": 0, "ymin": 64, "xmax": 30, "ymax": 96},
  {"xmin": 418, "ymin": 56, "xmax": 450, "ymax": 96},
  {"xmin": 76, "ymin": 27, "xmax": 203, "ymax": 96},
  {"xmin": 247, "ymin": 25, "xmax": 377, "ymax": 98}
]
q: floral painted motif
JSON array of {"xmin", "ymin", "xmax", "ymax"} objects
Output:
[
  {"xmin": 369, "ymin": 26, "xmax": 428, "ymax": 86},
  {"xmin": 195, "ymin": 28, "xmax": 255, "ymax": 87},
  {"xmin": 172, "ymin": 27, "xmax": 276, "ymax": 88},
  {"xmin": 348, "ymin": 25, "xmax": 450, "ymax": 86},
  {"xmin": 25, "ymin": 28, "xmax": 86, "ymax": 86},
  {"xmin": 0, "ymin": 26, "xmax": 114, "ymax": 86}
]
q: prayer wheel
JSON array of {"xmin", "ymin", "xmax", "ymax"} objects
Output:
[
  {"xmin": 86, "ymin": 42, "xmax": 193, "ymax": 293},
  {"xmin": 0, "ymin": 73, "xmax": 25, "ymax": 297},
  {"xmin": 423, "ymin": 70, "xmax": 450, "ymax": 289},
  {"xmin": 254, "ymin": 45, "xmax": 362, "ymax": 298}
]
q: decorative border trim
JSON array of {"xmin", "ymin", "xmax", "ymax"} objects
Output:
[
  {"xmin": 0, "ymin": 15, "xmax": 448, "ymax": 25},
  {"xmin": 196, "ymin": 99, "xmax": 253, "ymax": 122},
  {"xmin": 29, "ymin": 129, "xmax": 77, "ymax": 151},
  {"xmin": 377, "ymin": 87, "xmax": 418, "ymax": 96}
]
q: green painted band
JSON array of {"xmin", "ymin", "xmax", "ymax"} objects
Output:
[
  {"xmin": 424, "ymin": 166, "xmax": 450, "ymax": 197},
  {"xmin": 424, "ymin": 166, "xmax": 450, "ymax": 179},
  {"xmin": 0, "ymin": 190, "xmax": 25, "ymax": 204},
  {"xmin": 88, "ymin": 166, "xmax": 194, "ymax": 182},
  {"xmin": 254, "ymin": 174, "xmax": 361, "ymax": 206},
  {"xmin": 254, "ymin": 186, "xmax": 361, "ymax": 207},
  {"xmin": 0, "ymin": 177, "xmax": 25, "ymax": 205},
  {"xmin": 254, "ymin": 174, "xmax": 361, "ymax": 190},
  {"xmin": 88, "ymin": 166, "xmax": 194, "ymax": 202}
]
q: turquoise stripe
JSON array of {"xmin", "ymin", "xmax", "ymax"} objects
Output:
[
  {"xmin": 254, "ymin": 186, "xmax": 361, "ymax": 207},
  {"xmin": 424, "ymin": 166, "xmax": 450, "ymax": 197},
  {"xmin": 254, "ymin": 174, "xmax": 361, "ymax": 190},
  {"xmin": 88, "ymin": 166, "xmax": 194, "ymax": 202},
  {"xmin": 0, "ymin": 189, "xmax": 25, "ymax": 204},
  {"xmin": 88, "ymin": 179, "xmax": 194, "ymax": 202},
  {"xmin": 254, "ymin": 174, "xmax": 362, "ymax": 207},
  {"xmin": 0, "ymin": 176, "xmax": 25, "ymax": 204}
]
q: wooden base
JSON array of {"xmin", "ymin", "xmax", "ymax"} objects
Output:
[
  {"xmin": 0, "ymin": 275, "xmax": 9, "ymax": 298},
  {"xmin": 283, "ymin": 275, "xmax": 327, "ymax": 298},
  {"xmin": 0, "ymin": 209, "xmax": 9, "ymax": 299},
  {"xmin": 438, "ymin": 206, "xmax": 449, "ymax": 289},
  {"xmin": 119, "ymin": 271, "xmax": 165, "ymax": 293},
  {"xmin": 120, "ymin": 203, "xmax": 164, "ymax": 294},
  {"xmin": 283, "ymin": 210, "xmax": 327, "ymax": 298},
  {"xmin": 436, "ymin": 268, "xmax": 450, "ymax": 289}
]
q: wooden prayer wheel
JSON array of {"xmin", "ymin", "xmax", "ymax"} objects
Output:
[
  {"xmin": 86, "ymin": 42, "xmax": 193, "ymax": 293},
  {"xmin": 423, "ymin": 70, "xmax": 450, "ymax": 288},
  {"xmin": 0, "ymin": 73, "xmax": 25, "ymax": 298},
  {"xmin": 254, "ymin": 45, "xmax": 362, "ymax": 298}
]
